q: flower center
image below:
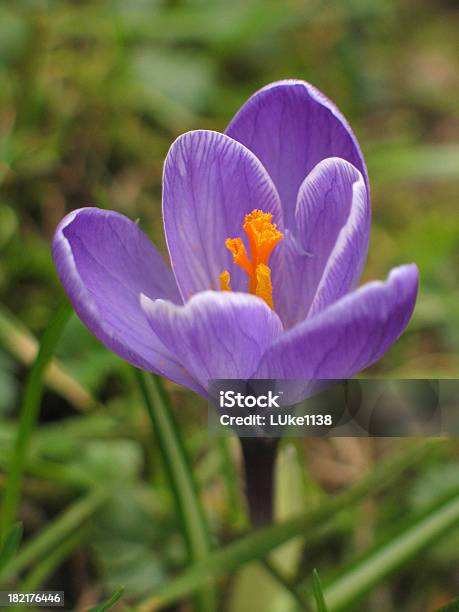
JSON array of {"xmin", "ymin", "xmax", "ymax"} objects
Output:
[{"xmin": 219, "ymin": 209, "xmax": 283, "ymax": 309}]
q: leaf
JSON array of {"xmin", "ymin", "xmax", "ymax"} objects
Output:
[
  {"xmin": 135, "ymin": 371, "xmax": 217, "ymax": 611},
  {"xmin": 74, "ymin": 440, "xmax": 143, "ymax": 484},
  {"xmin": 227, "ymin": 563, "xmax": 290, "ymax": 612},
  {"xmin": 21, "ymin": 532, "xmax": 81, "ymax": 592},
  {"xmin": 312, "ymin": 569, "xmax": 329, "ymax": 612},
  {"xmin": 92, "ymin": 485, "xmax": 168, "ymax": 597},
  {"xmin": 216, "ymin": 436, "xmax": 244, "ymax": 527},
  {"xmin": 0, "ymin": 523, "xmax": 23, "ymax": 573},
  {"xmin": 138, "ymin": 440, "xmax": 438, "ymax": 610},
  {"xmin": 94, "ymin": 537, "xmax": 165, "ymax": 597},
  {"xmin": 228, "ymin": 442, "xmax": 313, "ymax": 612},
  {"xmin": 0, "ymin": 304, "xmax": 96, "ymax": 411},
  {"xmin": 0, "ymin": 489, "xmax": 107, "ymax": 583},
  {"xmin": 0, "ymin": 300, "xmax": 73, "ymax": 543},
  {"xmin": 88, "ymin": 587, "xmax": 125, "ymax": 612},
  {"xmin": 322, "ymin": 490, "xmax": 459, "ymax": 611},
  {"xmin": 274, "ymin": 441, "xmax": 318, "ymax": 567}
]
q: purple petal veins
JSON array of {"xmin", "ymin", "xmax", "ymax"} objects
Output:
[
  {"xmin": 163, "ymin": 130, "xmax": 282, "ymax": 301},
  {"xmin": 53, "ymin": 207, "xmax": 204, "ymax": 394},
  {"xmin": 255, "ymin": 265, "xmax": 418, "ymax": 380},
  {"xmin": 272, "ymin": 157, "xmax": 370, "ymax": 328},
  {"xmin": 53, "ymin": 80, "xmax": 418, "ymax": 396},
  {"xmin": 226, "ymin": 80, "xmax": 369, "ymax": 228},
  {"xmin": 141, "ymin": 291, "xmax": 283, "ymax": 389}
]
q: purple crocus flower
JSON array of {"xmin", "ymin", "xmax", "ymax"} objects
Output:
[{"xmin": 53, "ymin": 80, "xmax": 418, "ymax": 397}]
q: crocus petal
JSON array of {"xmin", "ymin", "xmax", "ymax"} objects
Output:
[
  {"xmin": 255, "ymin": 265, "xmax": 418, "ymax": 380},
  {"xmin": 141, "ymin": 291, "xmax": 283, "ymax": 389},
  {"xmin": 226, "ymin": 80, "xmax": 368, "ymax": 227},
  {"xmin": 272, "ymin": 158, "xmax": 369, "ymax": 328},
  {"xmin": 53, "ymin": 207, "xmax": 204, "ymax": 394},
  {"xmin": 163, "ymin": 130, "xmax": 283, "ymax": 300}
]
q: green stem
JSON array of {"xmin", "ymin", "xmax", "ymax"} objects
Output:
[{"xmin": 1, "ymin": 300, "xmax": 72, "ymax": 544}]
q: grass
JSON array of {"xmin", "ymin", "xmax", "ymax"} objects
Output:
[{"xmin": 0, "ymin": 0, "xmax": 458, "ymax": 610}]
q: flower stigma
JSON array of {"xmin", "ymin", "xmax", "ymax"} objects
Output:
[{"xmin": 219, "ymin": 209, "xmax": 283, "ymax": 309}]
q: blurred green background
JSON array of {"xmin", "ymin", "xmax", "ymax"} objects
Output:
[{"xmin": 0, "ymin": 0, "xmax": 458, "ymax": 611}]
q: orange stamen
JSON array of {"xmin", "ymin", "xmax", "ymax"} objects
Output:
[
  {"xmin": 255, "ymin": 264, "xmax": 273, "ymax": 309},
  {"xmin": 244, "ymin": 209, "xmax": 283, "ymax": 268},
  {"xmin": 225, "ymin": 238, "xmax": 252, "ymax": 276},
  {"xmin": 222, "ymin": 209, "xmax": 283, "ymax": 309},
  {"xmin": 220, "ymin": 270, "xmax": 232, "ymax": 291}
]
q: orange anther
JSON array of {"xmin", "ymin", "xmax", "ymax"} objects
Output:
[
  {"xmin": 219, "ymin": 270, "xmax": 232, "ymax": 292},
  {"xmin": 225, "ymin": 238, "xmax": 252, "ymax": 276},
  {"xmin": 222, "ymin": 209, "xmax": 283, "ymax": 309}
]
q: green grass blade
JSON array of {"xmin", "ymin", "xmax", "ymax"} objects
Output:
[
  {"xmin": 217, "ymin": 437, "xmax": 244, "ymax": 526},
  {"xmin": 134, "ymin": 371, "xmax": 216, "ymax": 610},
  {"xmin": 20, "ymin": 532, "xmax": 81, "ymax": 592},
  {"xmin": 138, "ymin": 440, "xmax": 438, "ymax": 610},
  {"xmin": 322, "ymin": 490, "xmax": 459, "ymax": 611},
  {"xmin": 0, "ymin": 303, "xmax": 96, "ymax": 411},
  {"xmin": 312, "ymin": 569, "xmax": 329, "ymax": 612},
  {"xmin": 0, "ymin": 523, "xmax": 23, "ymax": 573},
  {"xmin": 88, "ymin": 587, "xmax": 125, "ymax": 612},
  {"xmin": 1, "ymin": 299, "xmax": 73, "ymax": 544},
  {"xmin": 0, "ymin": 488, "xmax": 107, "ymax": 583}
]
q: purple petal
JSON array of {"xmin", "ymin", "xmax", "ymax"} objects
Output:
[
  {"xmin": 53, "ymin": 207, "xmax": 204, "ymax": 394},
  {"xmin": 272, "ymin": 158, "xmax": 369, "ymax": 328},
  {"xmin": 226, "ymin": 80, "xmax": 368, "ymax": 228},
  {"xmin": 255, "ymin": 265, "xmax": 418, "ymax": 379},
  {"xmin": 141, "ymin": 291, "xmax": 283, "ymax": 389},
  {"xmin": 163, "ymin": 130, "xmax": 283, "ymax": 301}
]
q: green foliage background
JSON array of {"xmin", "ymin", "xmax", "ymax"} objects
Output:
[{"xmin": 0, "ymin": 1, "xmax": 458, "ymax": 610}]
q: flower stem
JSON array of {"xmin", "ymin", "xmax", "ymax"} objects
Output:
[{"xmin": 240, "ymin": 438, "xmax": 279, "ymax": 527}]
